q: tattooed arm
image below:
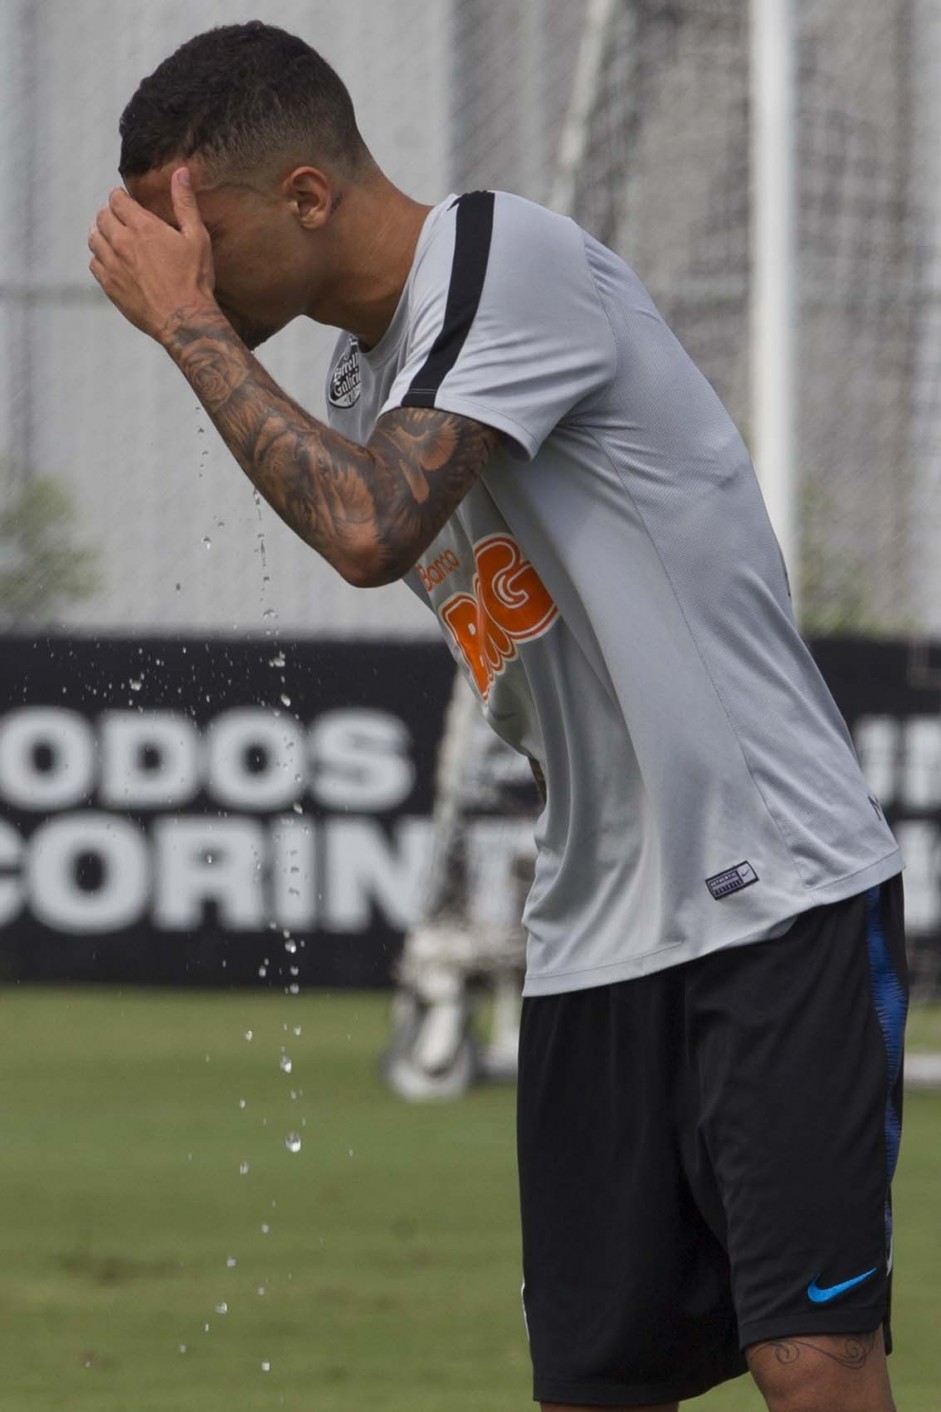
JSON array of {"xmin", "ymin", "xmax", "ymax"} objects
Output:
[
  {"xmin": 162, "ymin": 305, "xmax": 497, "ymax": 587},
  {"xmin": 88, "ymin": 172, "xmax": 496, "ymax": 585}
]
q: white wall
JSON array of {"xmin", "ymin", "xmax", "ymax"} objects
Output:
[
  {"xmin": 0, "ymin": 0, "xmax": 451, "ymax": 636},
  {"xmin": 912, "ymin": 0, "xmax": 941, "ymax": 634}
]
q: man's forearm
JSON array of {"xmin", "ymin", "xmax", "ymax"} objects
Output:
[
  {"xmin": 162, "ymin": 303, "xmax": 396, "ymax": 585},
  {"xmin": 161, "ymin": 304, "xmax": 494, "ymax": 587}
]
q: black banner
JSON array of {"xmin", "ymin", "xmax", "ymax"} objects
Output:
[
  {"xmin": 0, "ymin": 637, "xmax": 454, "ymax": 988},
  {"xmin": 811, "ymin": 638, "xmax": 941, "ymax": 994},
  {"xmin": 0, "ymin": 635, "xmax": 938, "ymax": 991}
]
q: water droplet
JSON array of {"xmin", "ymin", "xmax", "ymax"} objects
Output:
[
  {"xmin": 288, "ymin": 983, "xmax": 300, "ymax": 995},
  {"xmin": 269, "ymin": 652, "xmax": 286, "ymax": 668},
  {"xmin": 239, "ymin": 1160, "xmax": 250, "ymax": 1176},
  {"xmin": 261, "ymin": 1223, "xmax": 270, "ymax": 1235},
  {"xmin": 215, "ymin": 1302, "xmax": 228, "ymax": 1315},
  {"xmin": 175, "ymin": 582, "xmax": 182, "ymax": 592},
  {"xmin": 238, "ymin": 1098, "xmax": 246, "ymax": 1109},
  {"xmin": 243, "ymin": 1030, "xmax": 253, "ymax": 1042},
  {"xmin": 293, "ymin": 1026, "xmax": 302, "ymax": 1037},
  {"xmin": 226, "ymin": 1256, "xmax": 237, "ymax": 1268},
  {"xmin": 257, "ymin": 1284, "xmax": 267, "ymax": 1296},
  {"xmin": 179, "ymin": 1344, "xmax": 188, "ymax": 1355},
  {"xmin": 348, "ymin": 1148, "xmax": 355, "ymax": 1158},
  {"xmin": 284, "ymin": 939, "xmax": 297, "ymax": 955},
  {"xmin": 258, "ymin": 966, "xmax": 267, "ymax": 978},
  {"xmin": 129, "ymin": 678, "xmax": 142, "ymax": 692},
  {"xmin": 202, "ymin": 537, "xmax": 211, "ymax": 549},
  {"xmin": 261, "ymin": 1361, "xmax": 271, "ymax": 1373},
  {"xmin": 279, "ymin": 1054, "xmax": 293, "ymax": 1074},
  {"xmin": 262, "ymin": 608, "xmax": 276, "ymax": 619},
  {"xmin": 291, "ymin": 802, "xmax": 303, "ymax": 815},
  {"xmin": 280, "ymin": 693, "xmax": 291, "ymax": 707},
  {"xmin": 285, "ymin": 1133, "xmax": 302, "ymax": 1153}
]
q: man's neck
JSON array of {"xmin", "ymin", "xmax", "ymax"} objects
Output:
[{"xmin": 308, "ymin": 177, "xmax": 434, "ymax": 347}]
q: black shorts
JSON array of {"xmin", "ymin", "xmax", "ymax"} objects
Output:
[{"xmin": 517, "ymin": 876, "xmax": 907, "ymax": 1407}]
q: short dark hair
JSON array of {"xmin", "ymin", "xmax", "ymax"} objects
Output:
[{"xmin": 119, "ymin": 21, "xmax": 369, "ymax": 182}]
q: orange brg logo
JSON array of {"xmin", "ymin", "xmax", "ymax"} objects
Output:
[{"xmin": 439, "ymin": 534, "xmax": 558, "ymax": 698}]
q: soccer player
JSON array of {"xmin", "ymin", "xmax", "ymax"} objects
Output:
[{"xmin": 89, "ymin": 22, "xmax": 907, "ymax": 1412}]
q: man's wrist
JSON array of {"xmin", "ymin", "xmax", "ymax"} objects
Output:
[{"xmin": 157, "ymin": 298, "xmax": 226, "ymax": 352}]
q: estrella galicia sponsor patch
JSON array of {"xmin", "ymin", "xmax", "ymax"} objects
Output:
[
  {"xmin": 328, "ymin": 338, "xmax": 361, "ymax": 408},
  {"xmin": 706, "ymin": 861, "xmax": 759, "ymax": 900}
]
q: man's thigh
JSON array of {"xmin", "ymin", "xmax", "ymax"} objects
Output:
[
  {"xmin": 517, "ymin": 975, "xmax": 746, "ymax": 1408},
  {"xmin": 747, "ymin": 1327, "xmax": 896, "ymax": 1411},
  {"xmin": 517, "ymin": 877, "xmax": 906, "ymax": 1407},
  {"xmin": 685, "ymin": 877, "xmax": 907, "ymax": 1359}
]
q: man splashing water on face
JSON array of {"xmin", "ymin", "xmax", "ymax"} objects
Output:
[{"xmin": 90, "ymin": 22, "xmax": 906, "ymax": 1412}]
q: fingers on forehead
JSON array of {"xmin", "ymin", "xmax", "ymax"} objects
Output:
[{"xmin": 109, "ymin": 186, "xmax": 146, "ymax": 223}]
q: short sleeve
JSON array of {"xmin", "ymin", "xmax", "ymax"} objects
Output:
[{"xmin": 380, "ymin": 192, "xmax": 617, "ymax": 460}]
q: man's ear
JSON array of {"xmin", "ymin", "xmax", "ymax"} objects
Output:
[{"xmin": 283, "ymin": 167, "xmax": 333, "ymax": 229}]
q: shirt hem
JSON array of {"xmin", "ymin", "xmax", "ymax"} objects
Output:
[{"xmin": 521, "ymin": 849, "xmax": 903, "ymax": 997}]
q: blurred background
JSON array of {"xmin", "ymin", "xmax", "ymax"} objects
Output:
[{"xmin": 0, "ymin": 2, "xmax": 939, "ymax": 1410}]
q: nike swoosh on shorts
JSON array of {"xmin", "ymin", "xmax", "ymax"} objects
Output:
[{"xmin": 806, "ymin": 1267, "xmax": 878, "ymax": 1304}]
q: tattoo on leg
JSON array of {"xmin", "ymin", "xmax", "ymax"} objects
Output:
[{"xmin": 750, "ymin": 1332, "xmax": 876, "ymax": 1371}]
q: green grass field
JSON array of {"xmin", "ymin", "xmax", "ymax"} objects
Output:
[{"xmin": 0, "ymin": 989, "xmax": 938, "ymax": 1412}]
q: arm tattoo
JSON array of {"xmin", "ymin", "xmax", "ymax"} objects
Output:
[
  {"xmin": 162, "ymin": 306, "xmax": 498, "ymax": 585},
  {"xmin": 749, "ymin": 1332, "xmax": 877, "ymax": 1372}
]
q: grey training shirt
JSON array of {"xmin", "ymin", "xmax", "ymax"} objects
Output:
[{"xmin": 325, "ymin": 191, "xmax": 901, "ymax": 997}]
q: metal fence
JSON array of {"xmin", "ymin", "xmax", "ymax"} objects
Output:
[{"xmin": 1, "ymin": 0, "xmax": 939, "ymax": 637}]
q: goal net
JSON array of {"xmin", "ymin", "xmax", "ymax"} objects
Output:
[{"xmin": 385, "ymin": 0, "xmax": 941, "ymax": 1095}]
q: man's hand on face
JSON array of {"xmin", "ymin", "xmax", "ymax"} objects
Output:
[{"xmin": 88, "ymin": 167, "xmax": 219, "ymax": 344}]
